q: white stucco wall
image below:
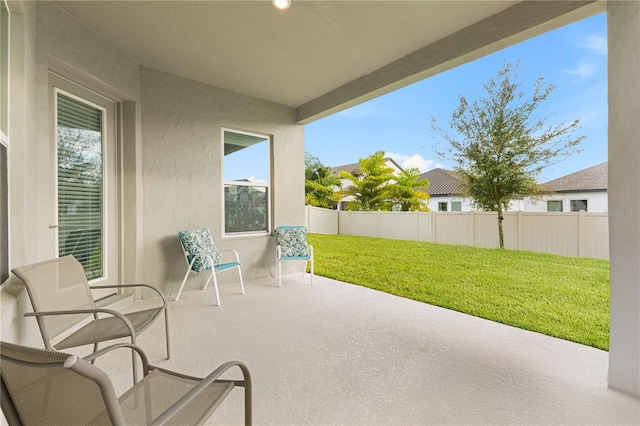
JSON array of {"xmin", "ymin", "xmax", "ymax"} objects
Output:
[
  {"xmin": 1, "ymin": 0, "xmax": 305, "ymax": 347},
  {"xmin": 2, "ymin": 1, "xmax": 143, "ymax": 347},
  {"xmin": 427, "ymin": 196, "xmax": 475, "ymax": 212},
  {"xmin": 522, "ymin": 192, "xmax": 608, "ymax": 212},
  {"xmin": 139, "ymin": 67, "xmax": 304, "ymax": 294}
]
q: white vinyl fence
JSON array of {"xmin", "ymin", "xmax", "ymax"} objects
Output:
[{"xmin": 305, "ymin": 206, "xmax": 609, "ymax": 260}]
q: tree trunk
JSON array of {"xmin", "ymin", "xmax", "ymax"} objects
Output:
[{"xmin": 497, "ymin": 208, "xmax": 505, "ymax": 249}]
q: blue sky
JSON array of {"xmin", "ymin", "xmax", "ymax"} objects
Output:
[{"xmin": 305, "ymin": 12, "xmax": 607, "ymax": 183}]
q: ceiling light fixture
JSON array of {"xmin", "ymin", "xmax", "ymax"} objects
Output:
[{"xmin": 272, "ymin": 0, "xmax": 292, "ymax": 10}]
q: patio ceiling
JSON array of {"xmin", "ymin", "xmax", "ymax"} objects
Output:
[{"xmin": 52, "ymin": 1, "xmax": 602, "ymax": 123}]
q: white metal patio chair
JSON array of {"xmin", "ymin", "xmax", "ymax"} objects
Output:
[
  {"xmin": 176, "ymin": 228, "xmax": 245, "ymax": 305},
  {"xmin": 0, "ymin": 341, "xmax": 252, "ymax": 426},
  {"xmin": 274, "ymin": 225, "xmax": 314, "ymax": 287}
]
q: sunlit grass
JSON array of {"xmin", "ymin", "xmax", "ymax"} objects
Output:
[{"xmin": 308, "ymin": 233, "xmax": 610, "ymax": 350}]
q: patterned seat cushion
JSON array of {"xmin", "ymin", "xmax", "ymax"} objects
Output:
[
  {"xmin": 177, "ymin": 228, "xmax": 221, "ymax": 272},
  {"xmin": 275, "ymin": 226, "xmax": 310, "ymax": 258}
]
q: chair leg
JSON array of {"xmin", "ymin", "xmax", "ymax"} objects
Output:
[
  {"xmin": 202, "ymin": 270, "xmax": 214, "ymax": 291},
  {"xmin": 277, "ymin": 259, "xmax": 282, "ymax": 287},
  {"xmin": 90, "ymin": 342, "xmax": 99, "ymax": 364},
  {"xmin": 310, "ymin": 256, "xmax": 314, "ymax": 286},
  {"xmin": 211, "ymin": 271, "xmax": 221, "ymax": 306},
  {"xmin": 173, "ymin": 257, "xmax": 196, "ymax": 302},
  {"xmin": 175, "ymin": 268, "xmax": 192, "ymax": 301},
  {"xmin": 164, "ymin": 306, "xmax": 170, "ymax": 359},
  {"xmin": 237, "ymin": 266, "xmax": 245, "ymax": 295}
]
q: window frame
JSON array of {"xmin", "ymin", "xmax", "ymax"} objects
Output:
[
  {"xmin": 570, "ymin": 199, "xmax": 588, "ymax": 212},
  {"xmin": 547, "ymin": 200, "xmax": 563, "ymax": 212},
  {"xmin": 451, "ymin": 201, "xmax": 462, "ymax": 212},
  {"xmin": 50, "ymin": 72, "xmax": 119, "ymax": 298},
  {"xmin": 222, "ymin": 128, "xmax": 272, "ymax": 238},
  {"xmin": 438, "ymin": 202, "xmax": 448, "ymax": 212}
]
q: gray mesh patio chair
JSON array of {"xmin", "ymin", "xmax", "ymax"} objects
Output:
[
  {"xmin": 11, "ymin": 255, "xmax": 170, "ymax": 382},
  {"xmin": 0, "ymin": 341, "xmax": 252, "ymax": 426},
  {"xmin": 176, "ymin": 228, "xmax": 245, "ymax": 305},
  {"xmin": 274, "ymin": 226, "xmax": 314, "ymax": 287}
]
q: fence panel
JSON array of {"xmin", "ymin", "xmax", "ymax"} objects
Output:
[
  {"xmin": 582, "ymin": 213, "xmax": 609, "ymax": 259},
  {"xmin": 380, "ymin": 212, "xmax": 420, "ymax": 241},
  {"xmin": 306, "ymin": 206, "xmax": 338, "ymax": 235},
  {"xmin": 305, "ymin": 206, "xmax": 609, "ymax": 259}
]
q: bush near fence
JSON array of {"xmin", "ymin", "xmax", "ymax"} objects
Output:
[{"xmin": 304, "ymin": 205, "xmax": 609, "ymax": 260}]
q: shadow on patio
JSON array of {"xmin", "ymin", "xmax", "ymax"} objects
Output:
[{"xmin": 83, "ymin": 275, "xmax": 638, "ymax": 425}]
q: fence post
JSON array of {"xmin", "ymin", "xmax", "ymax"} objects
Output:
[
  {"xmin": 578, "ymin": 210, "xmax": 585, "ymax": 257},
  {"xmin": 432, "ymin": 211, "xmax": 437, "ymax": 243},
  {"xmin": 517, "ymin": 210, "xmax": 523, "ymax": 250},
  {"xmin": 470, "ymin": 211, "xmax": 476, "ymax": 248}
]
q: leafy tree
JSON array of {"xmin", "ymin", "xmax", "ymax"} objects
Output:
[
  {"xmin": 339, "ymin": 151, "xmax": 396, "ymax": 211},
  {"xmin": 432, "ymin": 60, "xmax": 583, "ymax": 248},
  {"xmin": 304, "ymin": 152, "xmax": 342, "ymax": 208},
  {"xmin": 387, "ymin": 168, "xmax": 431, "ymax": 211}
]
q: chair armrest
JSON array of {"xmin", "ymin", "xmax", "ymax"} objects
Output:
[
  {"xmin": 89, "ymin": 284, "xmax": 168, "ymax": 306},
  {"xmin": 83, "ymin": 343, "xmax": 150, "ymax": 378},
  {"xmin": 149, "ymin": 361, "xmax": 252, "ymax": 426},
  {"xmin": 25, "ymin": 308, "xmax": 137, "ymax": 338},
  {"xmin": 219, "ymin": 249, "xmax": 241, "ymax": 264}
]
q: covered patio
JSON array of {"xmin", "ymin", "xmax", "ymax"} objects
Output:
[
  {"xmin": 90, "ymin": 277, "xmax": 638, "ymax": 425},
  {"xmin": 2, "ymin": 0, "xmax": 639, "ymax": 415}
]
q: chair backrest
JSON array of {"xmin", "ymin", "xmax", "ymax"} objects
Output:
[
  {"xmin": 0, "ymin": 341, "xmax": 122, "ymax": 425},
  {"xmin": 177, "ymin": 228, "xmax": 221, "ymax": 272},
  {"xmin": 274, "ymin": 226, "xmax": 310, "ymax": 258},
  {"xmin": 11, "ymin": 255, "xmax": 96, "ymax": 345}
]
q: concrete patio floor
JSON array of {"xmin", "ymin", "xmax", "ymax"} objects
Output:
[{"xmin": 90, "ymin": 274, "xmax": 639, "ymax": 425}]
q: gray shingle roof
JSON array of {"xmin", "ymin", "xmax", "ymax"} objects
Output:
[
  {"xmin": 419, "ymin": 168, "xmax": 461, "ymax": 196},
  {"xmin": 543, "ymin": 162, "xmax": 608, "ymax": 192},
  {"xmin": 330, "ymin": 157, "xmax": 404, "ymax": 177}
]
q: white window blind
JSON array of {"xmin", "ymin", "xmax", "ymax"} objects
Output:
[{"xmin": 57, "ymin": 93, "xmax": 103, "ymax": 280}]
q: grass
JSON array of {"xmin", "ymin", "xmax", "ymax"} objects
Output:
[{"xmin": 307, "ymin": 233, "xmax": 610, "ymax": 351}]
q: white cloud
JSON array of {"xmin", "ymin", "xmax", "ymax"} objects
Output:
[
  {"xmin": 246, "ymin": 176, "xmax": 268, "ymax": 184},
  {"xmin": 387, "ymin": 152, "xmax": 443, "ymax": 173},
  {"xmin": 563, "ymin": 61, "xmax": 598, "ymax": 79},
  {"xmin": 580, "ymin": 34, "xmax": 607, "ymax": 56}
]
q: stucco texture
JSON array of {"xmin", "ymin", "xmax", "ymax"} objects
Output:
[{"xmin": 140, "ymin": 67, "xmax": 305, "ymax": 294}]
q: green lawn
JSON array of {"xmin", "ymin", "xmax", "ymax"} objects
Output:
[{"xmin": 307, "ymin": 233, "xmax": 610, "ymax": 350}]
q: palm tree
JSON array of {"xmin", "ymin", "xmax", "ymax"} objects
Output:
[
  {"xmin": 305, "ymin": 153, "xmax": 342, "ymax": 208},
  {"xmin": 339, "ymin": 151, "xmax": 396, "ymax": 211},
  {"xmin": 386, "ymin": 168, "xmax": 430, "ymax": 211}
]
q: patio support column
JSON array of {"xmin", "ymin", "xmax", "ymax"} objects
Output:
[{"xmin": 607, "ymin": 0, "xmax": 640, "ymax": 398}]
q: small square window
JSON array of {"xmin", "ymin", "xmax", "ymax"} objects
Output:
[
  {"xmin": 438, "ymin": 202, "xmax": 448, "ymax": 212},
  {"xmin": 547, "ymin": 200, "xmax": 563, "ymax": 212},
  {"xmin": 451, "ymin": 201, "xmax": 462, "ymax": 212},
  {"xmin": 570, "ymin": 200, "xmax": 588, "ymax": 212}
]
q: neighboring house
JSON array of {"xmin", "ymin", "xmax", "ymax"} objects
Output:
[
  {"xmin": 421, "ymin": 163, "xmax": 608, "ymax": 213},
  {"xmin": 0, "ymin": 1, "xmax": 637, "ymax": 397},
  {"xmin": 330, "ymin": 157, "xmax": 403, "ymax": 210},
  {"xmin": 524, "ymin": 162, "xmax": 608, "ymax": 212},
  {"xmin": 419, "ymin": 168, "xmax": 472, "ymax": 212}
]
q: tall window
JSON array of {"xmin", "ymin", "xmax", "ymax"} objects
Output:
[
  {"xmin": 223, "ymin": 129, "xmax": 270, "ymax": 235},
  {"xmin": 1, "ymin": 1, "xmax": 9, "ymax": 284},
  {"xmin": 56, "ymin": 93, "xmax": 104, "ymax": 279},
  {"xmin": 547, "ymin": 200, "xmax": 563, "ymax": 212}
]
